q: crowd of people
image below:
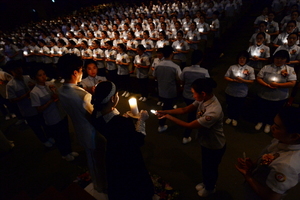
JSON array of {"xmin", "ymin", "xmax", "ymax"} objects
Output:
[{"xmin": 0, "ymin": 0, "xmax": 300, "ymax": 199}]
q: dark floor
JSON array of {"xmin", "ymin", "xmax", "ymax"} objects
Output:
[{"xmin": 1, "ymin": 1, "xmax": 300, "ymax": 200}]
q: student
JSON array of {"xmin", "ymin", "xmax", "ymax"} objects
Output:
[
  {"xmin": 172, "ymin": 30, "xmax": 190, "ymax": 69},
  {"xmin": 255, "ymin": 50, "xmax": 297, "ymax": 133},
  {"xmin": 154, "ymin": 46, "xmax": 181, "ymax": 132},
  {"xmin": 81, "ymin": 60, "xmax": 107, "ymax": 94},
  {"xmin": 180, "ymin": 50, "xmax": 210, "ymax": 144},
  {"xmin": 156, "ymin": 78, "xmax": 226, "ymax": 197},
  {"xmin": 236, "ymin": 107, "xmax": 300, "ymax": 200},
  {"xmin": 224, "ymin": 51, "xmax": 255, "ymax": 126},
  {"xmin": 6, "ymin": 61, "xmax": 52, "ymax": 147},
  {"xmin": 116, "ymin": 44, "xmax": 131, "ymax": 98},
  {"xmin": 57, "ymin": 54, "xmax": 106, "ymax": 193},
  {"xmin": 134, "ymin": 45, "xmax": 151, "ymax": 102},
  {"xmin": 91, "ymin": 81, "xmax": 154, "ymax": 200},
  {"xmin": 247, "ymin": 32, "xmax": 270, "ymax": 69},
  {"xmin": 104, "ymin": 41, "xmax": 118, "ymax": 85},
  {"xmin": 140, "ymin": 30, "xmax": 154, "ymax": 57},
  {"xmin": 30, "ymin": 66, "xmax": 78, "ymax": 161},
  {"xmin": 91, "ymin": 40, "xmax": 106, "ymax": 77},
  {"xmin": 273, "ymin": 33, "xmax": 300, "ymax": 68}
]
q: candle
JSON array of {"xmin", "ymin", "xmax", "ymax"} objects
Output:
[
  {"xmin": 252, "ymin": 49, "xmax": 260, "ymax": 57},
  {"xmin": 137, "ymin": 58, "xmax": 141, "ymax": 64},
  {"xmin": 185, "ymin": 27, "xmax": 189, "ymax": 31},
  {"xmin": 270, "ymin": 76, "xmax": 278, "ymax": 82},
  {"xmin": 30, "ymin": 50, "xmax": 33, "ymax": 53},
  {"xmin": 198, "ymin": 28, "xmax": 204, "ymax": 32},
  {"xmin": 50, "ymin": 49, "xmax": 54, "ymax": 54},
  {"xmin": 159, "ymin": 28, "xmax": 162, "ymax": 32},
  {"xmin": 93, "ymin": 53, "xmax": 97, "ymax": 58},
  {"xmin": 210, "ymin": 24, "xmax": 213, "ymax": 28},
  {"xmin": 172, "ymin": 28, "xmax": 175, "ymax": 32},
  {"xmin": 23, "ymin": 51, "xmax": 28, "ymax": 56},
  {"xmin": 58, "ymin": 50, "xmax": 62, "ymax": 55},
  {"xmin": 39, "ymin": 49, "xmax": 43, "ymax": 53},
  {"xmin": 150, "ymin": 109, "xmax": 157, "ymax": 114},
  {"xmin": 176, "ymin": 45, "xmax": 181, "ymax": 50},
  {"xmin": 189, "ymin": 36, "xmax": 193, "ymax": 40},
  {"xmin": 129, "ymin": 98, "xmax": 139, "ymax": 116}
]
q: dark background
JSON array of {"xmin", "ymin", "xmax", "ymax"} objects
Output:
[{"xmin": 0, "ymin": 0, "xmax": 107, "ymax": 31}]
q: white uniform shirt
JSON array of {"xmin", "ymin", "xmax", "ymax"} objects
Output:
[
  {"xmin": 116, "ymin": 52, "xmax": 130, "ymax": 75},
  {"xmin": 180, "ymin": 65, "xmax": 210, "ymax": 100},
  {"xmin": 81, "ymin": 75, "xmax": 107, "ymax": 89},
  {"xmin": 30, "ymin": 82, "xmax": 65, "ymax": 125},
  {"xmin": 58, "ymin": 83, "xmax": 96, "ymax": 149},
  {"xmin": 249, "ymin": 32, "xmax": 271, "ymax": 45},
  {"xmin": 172, "ymin": 40, "xmax": 190, "ymax": 62},
  {"xmin": 247, "ymin": 44, "xmax": 270, "ymax": 69},
  {"xmin": 257, "ymin": 64, "xmax": 297, "ymax": 101},
  {"xmin": 193, "ymin": 95, "xmax": 226, "ymax": 149},
  {"xmin": 225, "ymin": 64, "xmax": 255, "ymax": 97},
  {"xmin": 274, "ymin": 44, "xmax": 300, "ymax": 67},
  {"xmin": 6, "ymin": 76, "xmax": 37, "ymax": 117},
  {"xmin": 134, "ymin": 54, "xmax": 150, "ymax": 79},
  {"xmin": 154, "ymin": 60, "xmax": 181, "ymax": 98}
]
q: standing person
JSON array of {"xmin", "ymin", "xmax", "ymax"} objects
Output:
[
  {"xmin": 6, "ymin": 61, "xmax": 52, "ymax": 147},
  {"xmin": 57, "ymin": 54, "xmax": 106, "ymax": 193},
  {"xmin": 156, "ymin": 78, "xmax": 226, "ymax": 197},
  {"xmin": 224, "ymin": 51, "xmax": 255, "ymax": 127},
  {"xmin": 104, "ymin": 41, "xmax": 118, "ymax": 85},
  {"xmin": 91, "ymin": 81, "xmax": 154, "ymax": 200},
  {"xmin": 30, "ymin": 66, "xmax": 78, "ymax": 161},
  {"xmin": 81, "ymin": 60, "xmax": 107, "ymax": 94},
  {"xmin": 172, "ymin": 30, "xmax": 190, "ymax": 69},
  {"xmin": 134, "ymin": 45, "xmax": 151, "ymax": 102},
  {"xmin": 236, "ymin": 107, "xmax": 300, "ymax": 200},
  {"xmin": 255, "ymin": 50, "xmax": 297, "ymax": 133},
  {"xmin": 180, "ymin": 50, "xmax": 210, "ymax": 144},
  {"xmin": 154, "ymin": 45, "xmax": 181, "ymax": 132},
  {"xmin": 116, "ymin": 44, "xmax": 131, "ymax": 98}
]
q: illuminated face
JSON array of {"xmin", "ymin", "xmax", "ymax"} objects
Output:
[
  {"xmin": 286, "ymin": 23, "xmax": 296, "ymax": 33},
  {"xmin": 76, "ymin": 67, "xmax": 83, "ymax": 83},
  {"xmin": 35, "ymin": 69, "xmax": 47, "ymax": 84},
  {"xmin": 86, "ymin": 63, "xmax": 98, "ymax": 77},
  {"xmin": 177, "ymin": 33, "xmax": 183, "ymax": 40},
  {"xmin": 143, "ymin": 32, "xmax": 149, "ymax": 39}
]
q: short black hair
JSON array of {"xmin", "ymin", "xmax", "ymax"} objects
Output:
[
  {"xmin": 57, "ymin": 54, "xmax": 83, "ymax": 80},
  {"xmin": 191, "ymin": 50, "xmax": 204, "ymax": 65},
  {"xmin": 278, "ymin": 107, "xmax": 300, "ymax": 134},
  {"xmin": 191, "ymin": 78, "xmax": 217, "ymax": 94},
  {"xmin": 162, "ymin": 45, "xmax": 173, "ymax": 58},
  {"xmin": 273, "ymin": 50, "xmax": 290, "ymax": 63},
  {"xmin": 236, "ymin": 50, "xmax": 250, "ymax": 63}
]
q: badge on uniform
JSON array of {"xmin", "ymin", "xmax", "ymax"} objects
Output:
[{"xmin": 275, "ymin": 172, "xmax": 286, "ymax": 182}]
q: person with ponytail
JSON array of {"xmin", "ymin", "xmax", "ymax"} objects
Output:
[
  {"xmin": 156, "ymin": 78, "xmax": 226, "ymax": 197},
  {"xmin": 91, "ymin": 81, "xmax": 154, "ymax": 200}
]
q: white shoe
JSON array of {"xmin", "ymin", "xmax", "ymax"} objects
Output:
[
  {"xmin": 122, "ymin": 91, "xmax": 127, "ymax": 97},
  {"xmin": 43, "ymin": 141, "xmax": 53, "ymax": 148},
  {"xmin": 125, "ymin": 92, "xmax": 130, "ymax": 97},
  {"xmin": 173, "ymin": 104, "xmax": 177, "ymax": 109},
  {"xmin": 11, "ymin": 113, "xmax": 16, "ymax": 118},
  {"xmin": 157, "ymin": 101, "xmax": 162, "ymax": 106},
  {"xmin": 161, "ymin": 103, "xmax": 164, "ymax": 106},
  {"xmin": 138, "ymin": 97, "xmax": 143, "ymax": 101},
  {"xmin": 62, "ymin": 154, "xmax": 74, "ymax": 161},
  {"xmin": 255, "ymin": 122, "xmax": 263, "ymax": 130},
  {"xmin": 182, "ymin": 137, "xmax": 192, "ymax": 144},
  {"xmin": 60, "ymin": 79, "xmax": 65, "ymax": 83},
  {"xmin": 50, "ymin": 78, "xmax": 55, "ymax": 82},
  {"xmin": 70, "ymin": 152, "xmax": 79, "ymax": 157},
  {"xmin": 142, "ymin": 97, "xmax": 147, "ymax": 102},
  {"xmin": 232, "ymin": 119, "xmax": 237, "ymax": 126},
  {"xmin": 5, "ymin": 115, "xmax": 10, "ymax": 120},
  {"xmin": 264, "ymin": 124, "xmax": 271, "ymax": 133},
  {"xmin": 158, "ymin": 125, "xmax": 168, "ymax": 132},
  {"xmin": 195, "ymin": 183, "xmax": 205, "ymax": 191},
  {"xmin": 225, "ymin": 118, "xmax": 232, "ymax": 124},
  {"xmin": 198, "ymin": 188, "xmax": 216, "ymax": 197}
]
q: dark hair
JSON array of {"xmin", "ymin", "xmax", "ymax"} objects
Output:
[
  {"xmin": 273, "ymin": 50, "xmax": 290, "ymax": 63},
  {"xmin": 82, "ymin": 40, "xmax": 88, "ymax": 47},
  {"xmin": 38, "ymin": 39, "xmax": 46, "ymax": 45},
  {"xmin": 143, "ymin": 30, "xmax": 149, "ymax": 36},
  {"xmin": 129, "ymin": 30, "xmax": 135, "ymax": 38},
  {"xmin": 5, "ymin": 60, "xmax": 23, "ymax": 72},
  {"xmin": 162, "ymin": 45, "xmax": 173, "ymax": 58},
  {"xmin": 159, "ymin": 30, "xmax": 166, "ymax": 38},
  {"xmin": 29, "ymin": 65, "xmax": 46, "ymax": 80},
  {"xmin": 50, "ymin": 39, "xmax": 57, "ymax": 45},
  {"xmin": 236, "ymin": 50, "xmax": 250, "ymax": 63},
  {"xmin": 105, "ymin": 40, "xmax": 113, "ymax": 46},
  {"xmin": 57, "ymin": 54, "xmax": 83, "ymax": 80},
  {"xmin": 92, "ymin": 81, "xmax": 117, "ymax": 111},
  {"xmin": 84, "ymin": 59, "xmax": 97, "ymax": 69},
  {"xmin": 58, "ymin": 39, "xmax": 66, "ymax": 46},
  {"xmin": 288, "ymin": 32, "xmax": 298, "ymax": 39},
  {"xmin": 278, "ymin": 107, "xmax": 300, "ymax": 134},
  {"xmin": 117, "ymin": 43, "xmax": 127, "ymax": 52},
  {"xmin": 191, "ymin": 78, "xmax": 217, "ymax": 94},
  {"xmin": 69, "ymin": 40, "xmax": 76, "ymax": 46},
  {"xmin": 256, "ymin": 32, "xmax": 266, "ymax": 39},
  {"xmin": 137, "ymin": 44, "xmax": 146, "ymax": 51},
  {"xmin": 287, "ymin": 20, "xmax": 297, "ymax": 27},
  {"xmin": 258, "ymin": 21, "xmax": 268, "ymax": 27},
  {"xmin": 94, "ymin": 39, "xmax": 100, "ymax": 46},
  {"xmin": 191, "ymin": 50, "xmax": 204, "ymax": 65},
  {"xmin": 177, "ymin": 30, "xmax": 184, "ymax": 36}
]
